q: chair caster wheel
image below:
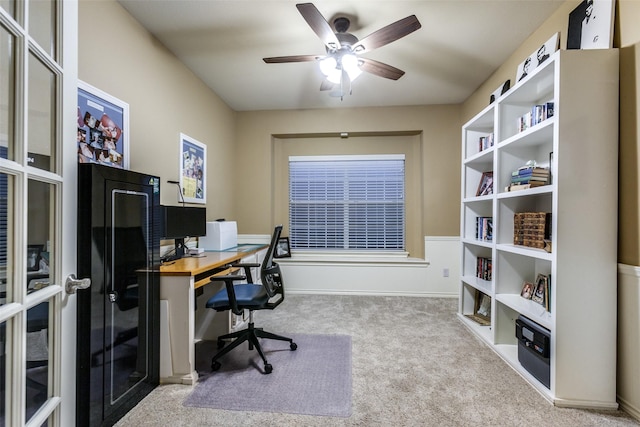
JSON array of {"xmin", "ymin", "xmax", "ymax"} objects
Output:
[
  {"xmin": 264, "ymin": 364, "xmax": 273, "ymax": 374},
  {"xmin": 211, "ymin": 361, "xmax": 221, "ymax": 371},
  {"xmin": 290, "ymin": 342, "xmax": 297, "ymax": 351},
  {"xmin": 217, "ymin": 340, "xmax": 225, "ymax": 349}
]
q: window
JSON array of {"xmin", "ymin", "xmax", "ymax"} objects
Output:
[{"xmin": 289, "ymin": 155, "xmax": 405, "ymax": 251}]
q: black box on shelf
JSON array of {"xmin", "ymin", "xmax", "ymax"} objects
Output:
[{"xmin": 515, "ymin": 315, "xmax": 550, "ymax": 389}]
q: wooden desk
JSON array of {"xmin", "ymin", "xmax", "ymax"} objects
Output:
[{"xmin": 159, "ymin": 245, "xmax": 267, "ymax": 385}]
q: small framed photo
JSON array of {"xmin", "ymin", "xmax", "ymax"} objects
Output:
[
  {"xmin": 476, "ymin": 172, "xmax": 493, "ymax": 197},
  {"xmin": 531, "ymin": 274, "xmax": 549, "ymax": 308},
  {"xmin": 180, "ymin": 133, "xmax": 207, "ymax": 204},
  {"xmin": 474, "ymin": 291, "xmax": 491, "ymax": 323},
  {"xmin": 520, "ymin": 281, "xmax": 534, "ymax": 300},
  {"xmin": 274, "ymin": 237, "xmax": 291, "ymax": 258}
]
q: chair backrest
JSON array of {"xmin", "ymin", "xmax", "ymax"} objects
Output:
[{"xmin": 261, "ymin": 225, "xmax": 284, "ymax": 298}]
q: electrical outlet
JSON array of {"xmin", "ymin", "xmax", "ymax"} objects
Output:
[{"xmin": 443, "ymin": 268, "xmax": 450, "ymax": 277}]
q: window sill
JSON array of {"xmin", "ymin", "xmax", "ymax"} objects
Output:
[{"xmin": 275, "ymin": 251, "xmax": 429, "ymax": 266}]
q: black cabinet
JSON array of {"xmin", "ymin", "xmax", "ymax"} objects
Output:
[{"xmin": 76, "ymin": 164, "xmax": 161, "ymax": 426}]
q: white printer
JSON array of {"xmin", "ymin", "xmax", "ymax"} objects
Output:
[{"xmin": 198, "ymin": 221, "xmax": 238, "ymax": 251}]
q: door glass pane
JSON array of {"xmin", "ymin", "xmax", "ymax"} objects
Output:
[
  {"xmin": 0, "ymin": 321, "xmax": 7, "ymax": 426},
  {"xmin": 0, "ymin": 1, "xmax": 15, "ymax": 19},
  {"xmin": 0, "ymin": 172, "xmax": 12, "ymax": 306},
  {"xmin": 27, "ymin": 179, "xmax": 52, "ymax": 294},
  {"xmin": 28, "ymin": 54, "xmax": 56, "ymax": 172},
  {"xmin": 28, "ymin": 0, "xmax": 55, "ymax": 58},
  {"xmin": 108, "ymin": 191, "xmax": 149, "ymax": 404},
  {"xmin": 25, "ymin": 301, "xmax": 49, "ymax": 423},
  {"xmin": 0, "ymin": 24, "xmax": 14, "ymax": 161}
]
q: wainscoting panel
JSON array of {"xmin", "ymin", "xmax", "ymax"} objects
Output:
[
  {"xmin": 275, "ymin": 236, "xmax": 460, "ymax": 297},
  {"xmin": 618, "ymin": 263, "xmax": 640, "ymax": 421}
]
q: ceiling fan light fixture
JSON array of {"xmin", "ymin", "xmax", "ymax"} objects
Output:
[
  {"xmin": 326, "ymin": 68, "xmax": 342, "ymax": 84},
  {"xmin": 319, "ymin": 56, "xmax": 337, "ymax": 75},
  {"xmin": 342, "ymin": 53, "xmax": 362, "ymax": 81}
]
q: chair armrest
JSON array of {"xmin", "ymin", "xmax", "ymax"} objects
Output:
[{"xmin": 209, "ymin": 272, "xmax": 246, "ymax": 316}]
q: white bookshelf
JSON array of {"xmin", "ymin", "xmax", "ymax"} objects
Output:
[{"xmin": 458, "ymin": 49, "xmax": 619, "ymax": 408}]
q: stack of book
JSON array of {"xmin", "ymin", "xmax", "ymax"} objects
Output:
[
  {"xmin": 507, "ymin": 166, "xmax": 550, "ymax": 191},
  {"xmin": 513, "ymin": 212, "xmax": 551, "ymax": 250}
]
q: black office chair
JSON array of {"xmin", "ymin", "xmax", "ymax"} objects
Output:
[{"xmin": 205, "ymin": 224, "xmax": 297, "ymax": 374}]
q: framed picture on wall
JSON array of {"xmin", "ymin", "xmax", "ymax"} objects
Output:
[
  {"xmin": 179, "ymin": 133, "xmax": 207, "ymax": 204},
  {"xmin": 77, "ymin": 81, "xmax": 129, "ymax": 169}
]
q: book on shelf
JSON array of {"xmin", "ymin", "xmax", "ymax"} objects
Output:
[
  {"xmin": 507, "ymin": 166, "xmax": 549, "ymax": 190},
  {"xmin": 478, "ymin": 133, "xmax": 495, "ymax": 152},
  {"xmin": 517, "ymin": 101, "xmax": 555, "ymax": 132},
  {"xmin": 476, "ymin": 256, "xmax": 492, "ymax": 280},
  {"xmin": 475, "ymin": 217, "xmax": 493, "ymax": 241},
  {"xmin": 513, "ymin": 212, "xmax": 552, "ymax": 249}
]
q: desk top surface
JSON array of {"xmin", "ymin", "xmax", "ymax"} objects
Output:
[{"xmin": 159, "ymin": 244, "xmax": 268, "ymax": 277}]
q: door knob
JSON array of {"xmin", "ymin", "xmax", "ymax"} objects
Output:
[{"xmin": 65, "ymin": 274, "xmax": 91, "ymax": 294}]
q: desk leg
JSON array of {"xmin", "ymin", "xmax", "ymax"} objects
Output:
[{"xmin": 159, "ymin": 276, "xmax": 198, "ymax": 385}]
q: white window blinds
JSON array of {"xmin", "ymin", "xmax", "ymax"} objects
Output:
[{"xmin": 289, "ymin": 155, "xmax": 405, "ymax": 250}]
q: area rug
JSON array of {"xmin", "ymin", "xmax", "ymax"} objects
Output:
[{"xmin": 183, "ymin": 333, "xmax": 352, "ymax": 417}]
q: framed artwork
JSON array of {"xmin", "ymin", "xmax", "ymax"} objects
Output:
[
  {"xmin": 473, "ymin": 291, "xmax": 492, "ymax": 324},
  {"xmin": 520, "ymin": 281, "xmax": 534, "ymax": 300},
  {"xmin": 274, "ymin": 237, "xmax": 291, "ymax": 258},
  {"xmin": 516, "ymin": 32, "xmax": 560, "ymax": 83},
  {"xmin": 179, "ymin": 133, "xmax": 206, "ymax": 204},
  {"xmin": 476, "ymin": 172, "xmax": 493, "ymax": 197},
  {"xmin": 77, "ymin": 81, "xmax": 129, "ymax": 169},
  {"xmin": 531, "ymin": 273, "xmax": 549, "ymax": 309},
  {"xmin": 568, "ymin": 0, "xmax": 615, "ymax": 50},
  {"xmin": 489, "ymin": 79, "xmax": 510, "ymax": 104}
]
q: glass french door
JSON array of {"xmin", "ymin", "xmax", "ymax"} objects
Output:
[{"xmin": 0, "ymin": 1, "xmax": 77, "ymax": 426}]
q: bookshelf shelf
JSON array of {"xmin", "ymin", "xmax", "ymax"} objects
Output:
[{"xmin": 459, "ymin": 49, "xmax": 619, "ymax": 408}]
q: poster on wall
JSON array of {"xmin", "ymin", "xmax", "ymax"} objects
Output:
[
  {"xmin": 179, "ymin": 133, "xmax": 206, "ymax": 204},
  {"xmin": 77, "ymin": 81, "xmax": 129, "ymax": 169},
  {"xmin": 567, "ymin": 0, "xmax": 615, "ymax": 50}
]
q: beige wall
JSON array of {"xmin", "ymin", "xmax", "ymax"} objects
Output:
[
  {"xmin": 234, "ymin": 106, "xmax": 461, "ymax": 258},
  {"xmin": 78, "ymin": 0, "xmax": 236, "ymax": 221}
]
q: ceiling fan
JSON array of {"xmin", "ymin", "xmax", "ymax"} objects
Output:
[{"xmin": 263, "ymin": 3, "xmax": 421, "ymax": 99}]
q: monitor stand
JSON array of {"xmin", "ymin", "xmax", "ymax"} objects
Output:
[{"xmin": 174, "ymin": 238, "xmax": 186, "ymax": 259}]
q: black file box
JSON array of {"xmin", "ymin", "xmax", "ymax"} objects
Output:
[{"xmin": 515, "ymin": 315, "xmax": 550, "ymax": 389}]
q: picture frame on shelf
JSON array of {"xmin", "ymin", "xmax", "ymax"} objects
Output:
[
  {"xmin": 179, "ymin": 133, "xmax": 207, "ymax": 204},
  {"xmin": 520, "ymin": 281, "xmax": 534, "ymax": 300},
  {"xmin": 489, "ymin": 79, "xmax": 510, "ymax": 104},
  {"xmin": 474, "ymin": 291, "xmax": 492, "ymax": 325},
  {"xmin": 531, "ymin": 274, "xmax": 549, "ymax": 308},
  {"xmin": 77, "ymin": 81, "xmax": 129, "ymax": 169},
  {"xmin": 567, "ymin": 0, "xmax": 615, "ymax": 50},
  {"xmin": 476, "ymin": 172, "xmax": 493, "ymax": 197},
  {"xmin": 274, "ymin": 237, "xmax": 291, "ymax": 258},
  {"xmin": 516, "ymin": 32, "xmax": 559, "ymax": 83}
]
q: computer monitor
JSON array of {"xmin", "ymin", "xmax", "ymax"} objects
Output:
[{"xmin": 161, "ymin": 205, "xmax": 206, "ymax": 260}]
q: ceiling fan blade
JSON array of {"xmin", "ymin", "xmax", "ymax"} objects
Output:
[
  {"xmin": 296, "ymin": 3, "xmax": 341, "ymax": 50},
  {"xmin": 352, "ymin": 15, "xmax": 421, "ymax": 53},
  {"xmin": 263, "ymin": 55, "xmax": 321, "ymax": 63},
  {"xmin": 359, "ymin": 58, "xmax": 405, "ymax": 80}
]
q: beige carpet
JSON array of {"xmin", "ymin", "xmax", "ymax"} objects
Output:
[{"xmin": 115, "ymin": 295, "xmax": 638, "ymax": 426}]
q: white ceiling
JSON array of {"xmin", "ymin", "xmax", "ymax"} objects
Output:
[{"xmin": 118, "ymin": 0, "xmax": 565, "ymax": 111}]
